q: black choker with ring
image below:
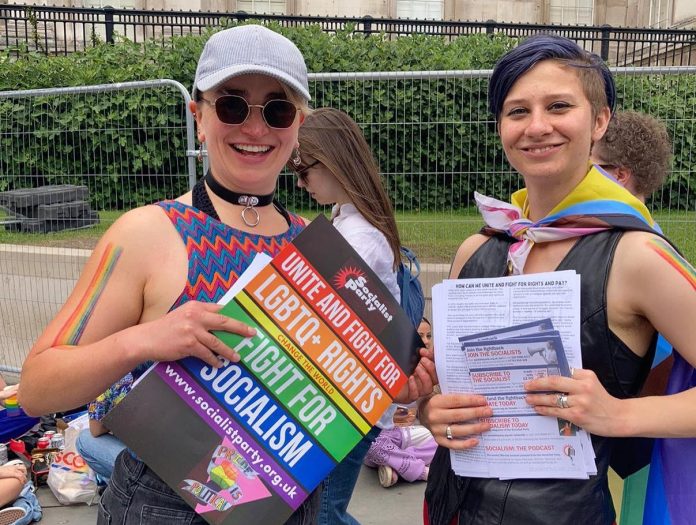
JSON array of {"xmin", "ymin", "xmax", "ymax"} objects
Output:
[{"xmin": 192, "ymin": 172, "xmax": 291, "ymax": 227}]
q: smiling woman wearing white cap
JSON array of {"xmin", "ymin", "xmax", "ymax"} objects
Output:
[
  {"xmin": 17, "ymin": 25, "xmax": 362, "ymax": 525},
  {"xmin": 20, "ymin": 24, "xmax": 436, "ymax": 525}
]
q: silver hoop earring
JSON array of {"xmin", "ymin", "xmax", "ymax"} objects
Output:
[{"xmin": 291, "ymin": 148, "xmax": 301, "ymax": 167}]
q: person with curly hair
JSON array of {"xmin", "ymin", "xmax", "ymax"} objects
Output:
[{"xmin": 591, "ymin": 110, "xmax": 672, "ymax": 203}]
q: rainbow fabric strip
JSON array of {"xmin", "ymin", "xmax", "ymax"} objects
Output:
[
  {"xmin": 621, "ymin": 240, "xmax": 695, "ymax": 525},
  {"xmin": 52, "ymin": 243, "xmax": 122, "ymax": 346},
  {"xmin": 476, "ymin": 165, "xmax": 655, "ymax": 275},
  {"xmin": 643, "ymin": 353, "xmax": 696, "ymax": 525}
]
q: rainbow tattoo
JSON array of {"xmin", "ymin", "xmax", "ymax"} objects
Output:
[
  {"xmin": 52, "ymin": 243, "xmax": 123, "ymax": 345},
  {"xmin": 648, "ymin": 237, "xmax": 696, "ymax": 291}
]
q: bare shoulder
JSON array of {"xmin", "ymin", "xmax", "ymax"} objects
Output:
[
  {"xmin": 610, "ymin": 229, "xmax": 696, "ymax": 358},
  {"xmin": 109, "ymin": 204, "xmax": 171, "ymax": 237},
  {"xmin": 26, "ymin": 204, "xmax": 180, "ymax": 353},
  {"xmin": 611, "ymin": 229, "xmax": 695, "ymax": 315},
  {"xmin": 449, "ymin": 233, "xmax": 490, "ymax": 279},
  {"xmin": 83, "ymin": 204, "xmax": 180, "ymax": 291},
  {"xmin": 613, "ymin": 230, "xmax": 691, "ymax": 276},
  {"xmin": 102, "ymin": 204, "xmax": 177, "ymax": 253}
]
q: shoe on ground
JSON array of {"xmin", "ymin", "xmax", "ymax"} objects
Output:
[
  {"xmin": 0, "ymin": 506, "xmax": 27, "ymax": 525},
  {"xmin": 378, "ymin": 465, "xmax": 398, "ymax": 488}
]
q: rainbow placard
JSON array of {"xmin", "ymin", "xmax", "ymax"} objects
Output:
[{"xmin": 105, "ymin": 216, "xmax": 422, "ymax": 525}]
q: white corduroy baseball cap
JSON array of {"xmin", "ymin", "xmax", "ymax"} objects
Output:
[{"xmin": 192, "ymin": 25, "xmax": 310, "ymax": 102}]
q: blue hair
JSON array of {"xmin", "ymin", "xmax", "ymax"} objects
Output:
[{"xmin": 488, "ymin": 34, "xmax": 616, "ymax": 120}]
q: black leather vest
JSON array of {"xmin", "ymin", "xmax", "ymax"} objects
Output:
[{"xmin": 425, "ymin": 231, "xmax": 655, "ymax": 525}]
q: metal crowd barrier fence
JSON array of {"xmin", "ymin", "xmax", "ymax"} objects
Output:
[
  {"xmin": 0, "ymin": 79, "xmax": 194, "ymax": 375},
  {"xmin": 0, "ymin": 67, "xmax": 694, "ymax": 373}
]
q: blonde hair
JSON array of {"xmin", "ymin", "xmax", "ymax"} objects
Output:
[{"xmin": 280, "ymin": 83, "xmax": 311, "ymax": 117}]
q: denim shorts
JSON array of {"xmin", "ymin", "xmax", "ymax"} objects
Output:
[{"xmin": 98, "ymin": 450, "xmax": 320, "ymax": 525}]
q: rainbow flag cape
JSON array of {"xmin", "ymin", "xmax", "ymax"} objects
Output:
[
  {"xmin": 640, "ymin": 353, "xmax": 696, "ymax": 524},
  {"xmin": 477, "ymin": 165, "xmax": 656, "ymax": 275}
]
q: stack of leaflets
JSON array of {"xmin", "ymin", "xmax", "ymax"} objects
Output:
[
  {"xmin": 432, "ymin": 271, "xmax": 597, "ymax": 480},
  {"xmin": 104, "ymin": 216, "xmax": 422, "ymax": 525}
]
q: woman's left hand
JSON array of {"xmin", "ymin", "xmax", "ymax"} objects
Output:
[
  {"xmin": 524, "ymin": 368, "xmax": 626, "ymax": 436},
  {"xmin": 394, "ymin": 347, "xmax": 438, "ymax": 404}
]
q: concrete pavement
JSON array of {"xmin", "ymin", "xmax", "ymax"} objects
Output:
[{"xmin": 37, "ymin": 463, "xmax": 426, "ymax": 524}]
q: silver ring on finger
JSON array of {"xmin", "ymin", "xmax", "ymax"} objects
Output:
[
  {"xmin": 446, "ymin": 424, "xmax": 454, "ymax": 440},
  {"xmin": 556, "ymin": 393, "xmax": 570, "ymax": 409}
]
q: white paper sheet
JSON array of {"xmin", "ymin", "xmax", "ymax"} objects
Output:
[{"xmin": 432, "ymin": 271, "xmax": 596, "ymax": 479}]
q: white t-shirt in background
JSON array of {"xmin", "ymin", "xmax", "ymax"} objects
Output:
[{"xmin": 331, "ymin": 202, "xmax": 400, "ymax": 430}]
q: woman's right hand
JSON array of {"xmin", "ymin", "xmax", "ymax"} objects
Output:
[
  {"xmin": 419, "ymin": 393, "xmax": 492, "ymax": 449},
  {"xmin": 132, "ymin": 301, "xmax": 256, "ymax": 368}
]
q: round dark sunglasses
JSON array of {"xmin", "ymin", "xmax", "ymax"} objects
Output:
[
  {"xmin": 291, "ymin": 159, "xmax": 321, "ymax": 183},
  {"xmin": 201, "ymin": 94, "xmax": 298, "ymax": 129}
]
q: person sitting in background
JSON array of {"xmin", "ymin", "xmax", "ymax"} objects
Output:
[
  {"xmin": 0, "ymin": 458, "xmax": 42, "ymax": 525},
  {"xmin": 364, "ymin": 318, "xmax": 437, "ymax": 488},
  {"xmin": 417, "ymin": 317, "xmax": 433, "ymax": 352},
  {"xmin": 590, "ymin": 110, "xmax": 672, "ymax": 205}
]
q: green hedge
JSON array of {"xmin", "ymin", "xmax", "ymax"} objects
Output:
[{"xmin": 0, "ymin": 22, "xmax": 693, "ymax": 211}]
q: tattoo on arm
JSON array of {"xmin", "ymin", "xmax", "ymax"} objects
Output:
[
  {"xmin": 648, "ymin": 237, "xmax": 696, "ymax": 291},
  {"xmin": 52, "ymin": 243, "xmax": 123, "ymax": 345}
]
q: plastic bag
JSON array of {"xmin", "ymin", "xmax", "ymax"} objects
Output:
[{"xmin": 46, "ymin": 413, "xmax": 99, "ymax": 505}]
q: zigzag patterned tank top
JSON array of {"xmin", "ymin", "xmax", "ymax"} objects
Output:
[{"xmin": 156, "ymin": 200, "xmax": 305, "ymax": 307}]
